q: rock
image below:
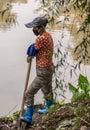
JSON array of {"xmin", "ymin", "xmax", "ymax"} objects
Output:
[
  {"xmin": 56, "ymin": 120, "xmax": 74, "ymax": 130},
  {"xmin": 80, "ymin": 126, "xmax": 88, "ymax": 130},
  {"xmin": 12, "ymin": 120, "xmax": 17, "ymax": 125}
]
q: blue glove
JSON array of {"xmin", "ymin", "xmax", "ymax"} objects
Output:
[{"xmin": 27, "ymin": 43, "xmax": 38, "ymax": 56}]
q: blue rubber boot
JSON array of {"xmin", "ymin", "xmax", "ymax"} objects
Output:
[
  {"xmin": 38, "ymin": 100, "xmax": 54, "ymax": 114},
  {"xmin": 21, "ymin": 106, "xmax": 33, "ymax": 123}
]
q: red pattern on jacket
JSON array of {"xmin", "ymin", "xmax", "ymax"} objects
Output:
[{"xmin": 34, "ymin": 32, "xmax": 53, "ymax": 67}]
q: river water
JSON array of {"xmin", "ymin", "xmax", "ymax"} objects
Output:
[{"xmin": 0, "ymin": 0, "xmax": 90, "ymax": 117}]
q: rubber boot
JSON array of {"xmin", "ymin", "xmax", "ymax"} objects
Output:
[
  {"xmin": 38, "ymin": 100, "xmax": 54, "ymax": 114},
  {"xmin": 21, "ymin": 106, "xmax": 33, "ymax": 123}
]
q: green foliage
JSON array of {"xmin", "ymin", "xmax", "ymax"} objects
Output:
[
  {"xmin": 37, "ymin": 0, "xmax": 90, "ymax": 101},
  {"xmin": 69, "ymin": 74, "xmax": 90, "ymax": 102},
  {"xmin": 74, "ymin": 104, "xmax": 88, "ymax": 116},
  {"xmin": 53, "ymin": 41, "xmax": 69, "ymax": 99},
  {"xmin": 60, "ymin": 98, "xmax": 65, "ymax": 105},
  {"xmin": 70, "ymin": 0, "xmax": 90, "ymax": 63},
  {"xmin": 6, "ymin": 110, "xmax": 20, "ymax": 121}
]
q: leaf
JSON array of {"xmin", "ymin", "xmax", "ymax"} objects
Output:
[
  {"xmin": 42, "ymin": 0, "xmax": 45, "ymax": 5},
  {"xmin": 87, "ymin": 84, "xmax": 90, "ymax": 91},
  {"xmin": 78, "ymin": 74, "xmax": 89, "ymax": 90},
  {"xmin": 71, "ymin": 94, "xmax": 78, "ymax": 102},
  {"xmin": 68, "ymin": 83, "xmax": 78, "ymax": 95},
  {"xmin": 70, "ymin": 69, "xmax": 72, "ymax": 78}
]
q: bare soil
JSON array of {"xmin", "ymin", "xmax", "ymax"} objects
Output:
[{"xmin": 0, "ymin": 100, "xmax": 90, "ymax": 130}]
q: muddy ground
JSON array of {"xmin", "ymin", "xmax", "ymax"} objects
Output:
[{"xmin": 0, "ymin": 100, "xmax": 90, "ymax": 130}]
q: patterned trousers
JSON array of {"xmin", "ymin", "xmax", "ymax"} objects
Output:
[{"xmin": 24, "ymin": 65, "xmax": 53, "ymax": 106}]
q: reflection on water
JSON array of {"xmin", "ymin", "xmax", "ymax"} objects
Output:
[
  {"xmin": 0, "ymin": 0, "xmax": 28, "ymax": 29},
  {"xmin": 0, "ymin": 0, "xmax": 39, "ymax": 117},
  {"xmin": 0, "ymin": 0, "xmax": 90, "ymax": 117}
]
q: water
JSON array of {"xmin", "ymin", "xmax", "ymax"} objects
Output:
[
  {"xmin": 0, "ymin": 0, "xmax": 42, "ymax": 116},
  {"xmin": 0, "ymin": 0, "xmax": 90, "ymax": 117}
]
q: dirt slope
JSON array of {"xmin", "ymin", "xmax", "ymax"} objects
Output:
[{"xmin": 0, "ymin": 100, "xmax": 90, "ymax": 130}]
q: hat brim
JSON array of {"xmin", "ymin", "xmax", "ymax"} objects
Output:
[{"xmin": 25, "ymin": 22, "xmax": 36, "ymax": 28}]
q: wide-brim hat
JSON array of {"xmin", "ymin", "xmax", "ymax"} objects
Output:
[{"xmin": 25, "ymin": 16, "xmax": 48, "ymax": 28}]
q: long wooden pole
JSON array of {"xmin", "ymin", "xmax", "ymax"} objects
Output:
[{"xmin": 20, "ymin": 58, "xmax": 32, "ymax": 117}]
